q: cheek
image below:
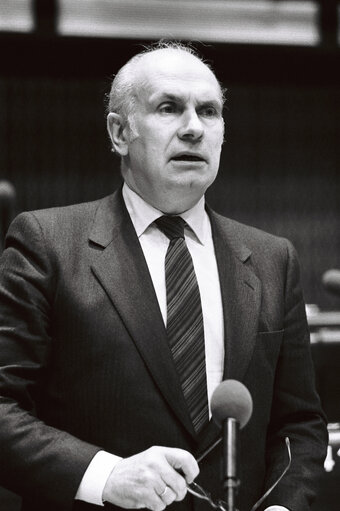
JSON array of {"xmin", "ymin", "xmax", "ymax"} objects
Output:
[
  {"xmin": 141, "ymin": 130, "xmax": 167, "ymax": 154},
  {"xmin": 146, "ymin": 146, "xmax": 164, "ymax": 171},
  {"xmin": 216, "ymin": 124, "xmax": 225, "ymax": 145},
  {"xmin": 130, "ymin": 134, "xmax": 159, "ymax": 165},
  {"xmin": 208, "ymin": 124, "xmax": 224, "ymax": 148},
  {"xmin": 210, "ymin": 134, "xmax": 223, "ymax": 158}
]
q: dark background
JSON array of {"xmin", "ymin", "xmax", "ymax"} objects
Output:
[
  {"xmin": 1, "ymin": 35, "xmax": 339, "ymax": 311},
  {"xmin": 0, "ymin": 1, "xmax": 340, "ymax": 509}
]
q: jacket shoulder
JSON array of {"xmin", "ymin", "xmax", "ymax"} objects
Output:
[
  {"xmin": 8, "ymin": 194, "xmax": 113, "ymax": 238},
  {"xmin": 210, "ymin": 210, "xmax": 292, "ymax": 254}
]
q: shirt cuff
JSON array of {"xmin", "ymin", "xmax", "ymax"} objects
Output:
[
  {"xmin": 75, "ymin": 450, "xmax": 122, "ymax": 506},
  {"xmin": 265, "ymin": 507, "xmax": 289, "ymax": 511}
]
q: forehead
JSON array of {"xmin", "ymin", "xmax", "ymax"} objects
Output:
[{"xmin": 134, "ymin": 50, "xmax": 222, "ymax": 104}]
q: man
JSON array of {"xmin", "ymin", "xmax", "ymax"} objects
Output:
[{"xmin": 0, "ymin": 43, "xmax": 327, "ymax": 511}]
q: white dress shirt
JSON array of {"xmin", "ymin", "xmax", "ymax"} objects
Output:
[
  {"xmin": 122, "ymin": 183, "xmax": 225, "ymax": 411},
  {"xmin": 76, "ymin": 184, "xmax": 288, "ymax": 511}
]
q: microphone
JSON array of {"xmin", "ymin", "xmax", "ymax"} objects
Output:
[
  {"xmin": 0, "ymin": 180, "xmax": 16, "ymax": 205},
  {"xmin": 211, "ymin": 380, "xmax": 253, "ymax": 511},
  {"xmin": 322, "ymin": 269, "xmax": 340, "ymax": 297}
]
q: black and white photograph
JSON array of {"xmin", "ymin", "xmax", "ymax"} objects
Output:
[{"xmin": 0, "ymin": 2, "xmax": 339, "ymax": 511}]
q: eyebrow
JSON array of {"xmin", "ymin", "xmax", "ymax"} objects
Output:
[{"xmin": 149, "ymin": 92, "xmax": 183, "ymax": 104}]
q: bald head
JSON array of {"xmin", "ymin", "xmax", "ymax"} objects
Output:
[{"xmin": 107, "ymin": 43, "xmax": 224, "ymax": 128}]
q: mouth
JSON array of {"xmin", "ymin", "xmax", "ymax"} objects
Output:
[{"xmin": 170, "ymin": 152, "xmax": 206, "ymax": 163}]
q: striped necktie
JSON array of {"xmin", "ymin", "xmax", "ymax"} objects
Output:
[{"xmin": 155, "ymin": 215, "xmax": 209, "ymax": 433}]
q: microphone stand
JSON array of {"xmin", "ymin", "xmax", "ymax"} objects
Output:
[{"xmin": 222, "ymin": 418, "xmax": 240, "ymax": 511}]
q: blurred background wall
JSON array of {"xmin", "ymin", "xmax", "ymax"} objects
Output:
[
  {"xmin": 1, "ymin": 73, "xmax": 339, "ymax": 311},
  {"xmin": 1, "ymin": 1, "xmax": 339, "ymax": 310},
  {"xmin": 0, "ymin": 1, "xmax": 340, "ymax": 510}
]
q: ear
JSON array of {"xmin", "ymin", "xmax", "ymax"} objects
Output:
[{"xmin": 107, "ymin": 113, "xmax": 129, "ymax": 156}]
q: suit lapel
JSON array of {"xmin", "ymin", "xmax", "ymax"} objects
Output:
[
  {"xmin": 89, "ymin": 190, "xmax": 196, "ymax": 438},
  {"xmin": 197, "ymin": 210, "xmax": 261, "ymax": 459},
  {"xmin": 210, "ymin": 210, "xmax": 261, "ymax": 383}
]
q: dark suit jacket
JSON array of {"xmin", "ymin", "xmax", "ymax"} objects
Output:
[{"xmin": 0, "ymin": 189, "xmax": 327, "ymax": 511}]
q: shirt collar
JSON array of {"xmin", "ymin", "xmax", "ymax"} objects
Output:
[{"xmin": 122, "ymin": 182, "xmax": 209, "ymax": 245}]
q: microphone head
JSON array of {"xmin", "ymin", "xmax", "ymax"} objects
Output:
[
  {"xmin": 0, "ymin": 181, "xmax": 16, "ymax": 201},
  {"xmin": 211, "ymin": 380, "xmax": 253, "ymax": 429},
  {"xmin": 322, "ymin": 269, "xmax": 340, "ymax": 296}
]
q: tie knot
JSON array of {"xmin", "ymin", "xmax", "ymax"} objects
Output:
[{"xmin": 155, "ymin": 216, "xmax": 185, "ymax": 240}]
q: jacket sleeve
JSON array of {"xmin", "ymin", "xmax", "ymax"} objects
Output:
[
  {"xmin": 0, "ymin": 212, "xmax": 100, "ymax": 509},
  {"xmin": 263, "ymin": 240, "xmax": 328, "ymax": 511}
]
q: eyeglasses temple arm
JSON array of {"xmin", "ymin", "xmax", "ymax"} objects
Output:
[
  {"xmin": 197, "ymin": 437, "xmax": 222, "ymax": 463},
  {"xmin": 250, "ymin": 437, "xmax": 292, "ymax": 511}
]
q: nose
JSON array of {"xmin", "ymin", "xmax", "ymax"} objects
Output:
[{"xmin": 177, "ymin": 109, "xmax": 203, "ymax": 142}]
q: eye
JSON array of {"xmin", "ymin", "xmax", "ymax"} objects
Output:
[
  {"xmin": 158, "ymin": 102, "xmax": 177, "ymax": 115},
  {"xmin": 200, "ymin": 106, "xmax": 218, "ymax": 118}
]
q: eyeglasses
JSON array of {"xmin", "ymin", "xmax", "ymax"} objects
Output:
[{"xmin": 187, "ymin": 437, "xmax": 291, "ymax": 511}]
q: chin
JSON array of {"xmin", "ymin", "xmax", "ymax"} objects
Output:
[
  {"xmin": 172, "ymin": 173, "xmax": 211, "ymax": 189},
  {"xmin": 160, "ymin": 192, "xmax": 203, "ymax": 215},
  {"xmin": 158, "ymin": 175, "xmax": 214, "ymax": 211}
]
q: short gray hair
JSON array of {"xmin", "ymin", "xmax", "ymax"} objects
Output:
[{"xmin": 106, "ymin": 41, "xmax": 225, "ymax": 127}]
